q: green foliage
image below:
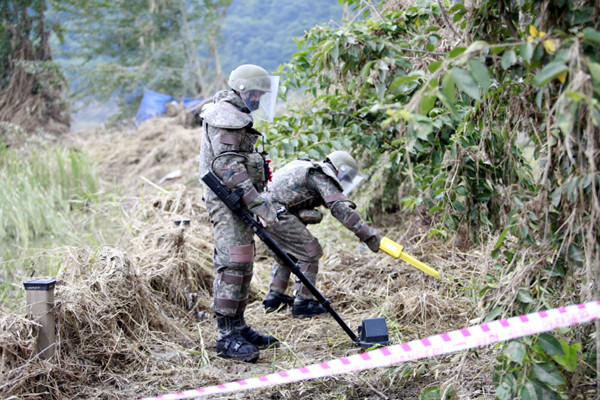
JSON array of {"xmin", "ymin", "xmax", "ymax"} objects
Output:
[
  {"xmin": 0, "ymin": 0, "xmax": 48, "ymax": 88},
  {"xmin": 50, "ymin": 0, "xmax": 343, "ymax": 119},
  {"xmin": 0, "ymin": 141, "xmax": 102, "ymax": 301},
  {"xmin": 267, "ymin": 9, "xmax": 424, "ymax": 212},
  {"xmin": 262, "ymin": 0, "xmax": 599, "ymax": 396},
  {"xmin": 50, "ymin": 0, "xmax": 232, "ymax": 117},
  {"xmin": 493, "ymin": 334, "xmax": 581, "ymax": 400},
  {"xmin": 421, "ymin": 384, "xmax": 455, "ymax": 399},
  {"xmin": 0, "ymin": 0, "xmax": 69, "ymax": 132},
  {"xmin": 0, "ymin": 143, "xmax": 99, "ymax": 249}
]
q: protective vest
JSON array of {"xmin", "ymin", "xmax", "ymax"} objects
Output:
[
  {"xmin": 197, "ymin": 91, "xmax": 268, "ymax": 192},
  {"xmin": 269, "ymin": 158, "xmax": 343, "ymax": 212}
]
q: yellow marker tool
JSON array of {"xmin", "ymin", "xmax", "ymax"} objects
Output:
[{"xmin": 379, "ymin": 237, "xmax": 440, "ymax": 278}]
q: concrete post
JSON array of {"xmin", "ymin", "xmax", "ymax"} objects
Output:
[{"xmin": 23, "ymin": 278, "xmax": 56, "ymax": 360}]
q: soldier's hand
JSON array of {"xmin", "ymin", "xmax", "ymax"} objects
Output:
[
  {"xmin": 364, "ymin": 230, "xmax": 381, "ymax": 253},
  {"xmin": 249, "ymin": 195, "xmax": 278, "ymax": 227}
]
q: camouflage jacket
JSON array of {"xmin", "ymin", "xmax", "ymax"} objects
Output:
[
  {"xmin": 268, "ymin": 158, "xmax": 375, "ymax": 241},
  {"xmin": 198, "ymin": 90, "xmax": 274, "ymax": 219}
]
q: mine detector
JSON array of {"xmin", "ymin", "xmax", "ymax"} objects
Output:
[{"xmin": 202, "ymin": 171, "xmax": 391, "ymax": 349}]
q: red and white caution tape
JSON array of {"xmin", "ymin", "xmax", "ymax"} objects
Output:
[{"xmin": 137, "ymin": 301, "xmax": 600, "ymax": 400}]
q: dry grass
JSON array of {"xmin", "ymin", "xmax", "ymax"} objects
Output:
[{"xmin": 1, "ymin": 112, "xmax": 498, "ymax": 399}]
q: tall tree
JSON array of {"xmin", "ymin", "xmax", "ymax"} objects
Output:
[
  {"xmin": 51, "ymin": 0, "xmax": 231, "ymax": 117},
  {"xmin": 0, "ymin": 0, "xmax": 69, "ymax": 134}
]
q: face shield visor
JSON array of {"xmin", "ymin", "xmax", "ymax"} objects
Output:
[
  {"xmin": 337, "ymin": 165, "xmax": 365, "ymax": 195},
  {"xmin": 239, "ymin": 75, "xmax": 279, "ymax": 122}
]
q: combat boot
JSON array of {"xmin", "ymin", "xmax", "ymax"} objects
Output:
[
  {"xmin": 216, "ymin": 315, "xmax": 259, "ymax": 362},
  {"xmin": 262, "ymin": 291, "xmax": 294, "ymax": 313},
  {"xmin": 292, "ymin": 299, "xmax": 328, "ymax": 318},
  {"xmin": 239, "ymin": 326, "xmax": 280, "ymax": 349},
  {"xmin": 231, "ymin": 314, "xmax": 280, "ymax": 349}
]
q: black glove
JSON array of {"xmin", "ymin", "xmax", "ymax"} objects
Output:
[{"xmin": 364, "ymin": 230, "xmax": 381, "ymax": 253}]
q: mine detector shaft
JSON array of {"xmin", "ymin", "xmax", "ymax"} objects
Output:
[{"xmin": 201, "ymin": 171, "xmax": 391, "ymax": 349}]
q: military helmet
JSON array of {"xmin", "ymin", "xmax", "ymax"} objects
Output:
[
  {"xmin": 327, "ymin": 151, "xmax": 359, "ymax": 172},
  {"xmin": 326, "ymin": 151, "xmax": 364, "ymax": 195},
  {"xmin": 228, "ymin": 64, "xmax": 272, "ymax": 93}
]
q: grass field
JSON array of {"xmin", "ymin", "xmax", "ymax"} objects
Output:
[
  {"xmin": 2, "ymin": 117, "xmax": 596, "ymax": 399},
  {"xmin": 0, "ymin": 143, "xmax": 116, "ymax": 312}
]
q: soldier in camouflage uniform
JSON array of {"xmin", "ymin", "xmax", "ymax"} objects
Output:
[
  {"xmin": 263, "ymin": 151, "xmax": 381, "ymax": 318},
  {"xmin": 198, "ymin": 64, "xmax": 281, "ymax": 362}
]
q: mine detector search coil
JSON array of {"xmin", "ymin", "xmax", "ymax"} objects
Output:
[{"xmin": 201, "ymin": 171, "xmax": 391, "ymax": 349}]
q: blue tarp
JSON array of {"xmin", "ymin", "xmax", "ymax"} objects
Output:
[
  {"xmin": 135, "ymin": 89, "xmax": 203, "ymax": 122},
  {"xmin": 135, "ymin": 89, "xmax": 174, "ymax": 122}
]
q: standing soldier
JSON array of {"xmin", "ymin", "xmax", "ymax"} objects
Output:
[
  {"xmin": 263, "ymin": 151, "xmax": 381, "ymax": 318},
  {"xmin": 198, "ymin": 64, "xmax": 280, "ymax": 362}
]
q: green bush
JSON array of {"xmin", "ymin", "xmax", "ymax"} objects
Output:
[{"xmin": 261, "ymin": 0, "xmax": 599, "ymax": 397}]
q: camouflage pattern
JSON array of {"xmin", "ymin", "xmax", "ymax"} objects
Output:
[
  {"xmin": 206, "ymin": 191, "xmax": 255, "ymax": 316},
  {"xmin": 267, "ymin": 159, "xmax": 345, "ymax": 213},
  {"xmin": 198, "ymin": 89, "xmax": 277, "ymax": 317},
  {"xmin": 201, "ymin": 100, "xmax": 252, "ymax": 128},
  {"xmin": 266, "ymin": 211, "xmax": 322, "ymax": 301},
  {"xmin": 265, "ymin": 158, "xmax": 379, "ymax": 301}
]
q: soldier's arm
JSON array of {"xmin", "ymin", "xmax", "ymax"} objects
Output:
[
  {"xmin": 309, "ymin": 172, "xmax": 376, "ymax": 243},
  {"xmin": 208, "ymin": 125, "xmax": 276, "ymax": 224},
  {"xmin": 208, "ymin": 127, "xmax": 266, "ymax": 207}
]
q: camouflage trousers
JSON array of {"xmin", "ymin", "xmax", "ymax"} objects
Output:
[
  {"xmin": 205, "ymin": 190, "xmax": 255, "ymax": 317},
  {"xmin": 265, "ymin": 211, "xmax": 323, "ymax": 301}
]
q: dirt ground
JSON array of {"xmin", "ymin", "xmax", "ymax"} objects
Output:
[{"xmin": 1, "ymin": 110, "xmax": 498, "ymax": 399}]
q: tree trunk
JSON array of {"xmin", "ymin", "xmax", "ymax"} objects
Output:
[
  {"xmin": 0, "ymin": 0, "xmax": 69, "ymax": 134},
  {"xmin": 177, "ymin": 0, "xmax": 207, "ymax": 96}
]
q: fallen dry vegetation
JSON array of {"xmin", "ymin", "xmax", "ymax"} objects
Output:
[{"xmin": 1, "ymin": 111, "xmax": 499, "ymax": 399}]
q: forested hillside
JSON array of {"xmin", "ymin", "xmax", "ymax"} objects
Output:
[
  {"xmin": 52, "ymin": 0, "xmax": 344, "ymax": 124},
  {"xmin": 221, "ymin": 0, "xmax": 344, "ymax": 73},
  {"xmin": 1, "ymin": 1, "xmax": 599, "ymax": 399}
]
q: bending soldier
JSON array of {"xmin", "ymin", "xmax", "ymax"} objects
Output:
[
  {"xmin": 198, "ymin": 64, "xmax": 280, "ymax": 362},
  {"xmin": 263, "ymin": 151, "xmax": 381, "ymax": 318}
]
